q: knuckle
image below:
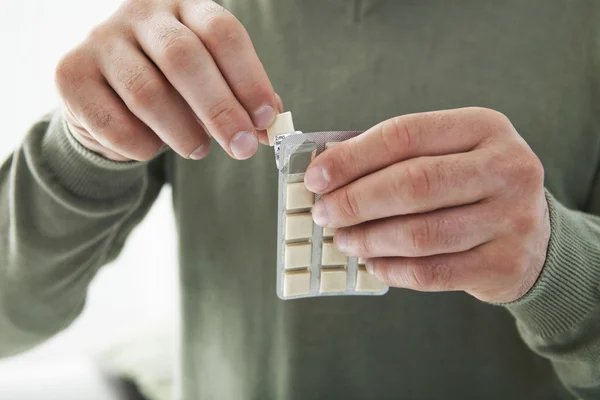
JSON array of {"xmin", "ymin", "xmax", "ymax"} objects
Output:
[
  {"xmin": 236, "ymin": 76, "xmax": 271, "ymax": 102},
  {"xmin": 158, "ymin": 27, "xmax": 196, "ymax": 70},
  {"xmin": 521, "ymin": 154, "xmax": 545, "ymax": 187},
  {"xmin": 202, "ymin": 8, "xmax": 244, "ymax": 51},
  {"xmin": 486, "ymin": 109, "xmax": 512, "ymax": 130},
  {"xmin": 337, "ymin": 187, "xmax": 361, "ymax": 220},
  {"xmin": 404, "ymin": 162, "xmax": 438, "ymax": 203},
  {"xmin": 406, "ymin": 217, "xmax": 456, "ymax": 255},
  {"xmin": 122, "ymin": 0, "xmax": 156, "ymax": 21},
  {"xmin": 503, "ymin": 147, "xmax": 545, "ymax": 188},
  {"xmin": 410, "ymin": 261, "xmax": 453, "ymax": 291},
  {"xmin": 205, "ymin": 99, "xmax": 238, "ymax": 129},
  {"xmin": 511, "ymin": 210, "xmax": 539, "ymax": 235},
  {"xmin": 54, "ymin": 51, "xmax": 81, "ymax": 89},
  {"xmin": 87, "ymin": 24, "xmax": 112, "ymax": 43},
  {"xmin": 407, "ymin": 220, "xmax": 434, "ymax": 255},
  {"xmin": 470, "ymin": 107, "xmax": 511, "ymax": 128},
  {"xmin": 430, "ymin": 262, "xmax": 454, "ymax": 290},
  {"xmin": 128, "ymin": 76, "xmax": 167, "ymax": 109},
  {"xmin": 381, "ymin": 116, "xmax": 421, "ymax": 157},
  {"xmin": 118, "ymin": 63, "xmax": 149, "ymax": 92},
  {"xmin": 353, "ymin": 228, "xmax": 374, "ymax": 257},
  {"xmin": 80, "ymin": 101, "xmax": 114, "ymax": 133},
  {"xmin": 408, "ymin": 265, "xmax": 431, "ymax": 291}
]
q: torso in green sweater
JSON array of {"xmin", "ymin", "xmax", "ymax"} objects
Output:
[{"xmin": 163, "ymin": 1, "xmax": 597, "ymax": 398}]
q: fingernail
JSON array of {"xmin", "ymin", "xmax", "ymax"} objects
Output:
[
  {"xmin": 334, "ymin": 230, "xmax": 348, "ymax": 253},
  {"xmin": 252, "ymin": 105, "xmax": 276, "ymax": 130},
  {"xmin": 311, "ymin": 201, "xmax": 330, "ymax": 227},
  {"xmin": 304, "ymin": 166, "xmax": 329, "ymax": 192},
  {"xmin": 189, "ymin": 143, "xmax": 210, "ymax": 160},
  {"xmin": 365, "ymin": 260, "xmax": 375, "ymax": 275},
  {"xmin": 230, "ymin": 131, "xmax": 258, "ymax": 159}
]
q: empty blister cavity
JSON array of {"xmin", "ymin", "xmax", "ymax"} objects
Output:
[{"xmin": 287, "ymin": 143, "xmax": 316, "ymax": 175}]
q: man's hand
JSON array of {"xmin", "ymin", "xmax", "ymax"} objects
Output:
[
  {"xmin": 55, "ymin": 0, "xmax": 281, "ymax": 162},
  {"xmin": 305, "ymin": 107, "xmax": 550, "ymax": 303}
]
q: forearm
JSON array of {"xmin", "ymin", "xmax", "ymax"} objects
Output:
[{"xmin": 0, "ymin": 111, "xmax": 163, "ymax": 356}]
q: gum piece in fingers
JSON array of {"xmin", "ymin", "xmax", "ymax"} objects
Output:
[{"xmin": 267, "ymin": 112, "xmax": 295, "ymax": 146}]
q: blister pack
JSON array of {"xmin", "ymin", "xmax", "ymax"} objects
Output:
[{"xmin": 267, "ymin": 112, "xmax": 390, "ymax": 300}]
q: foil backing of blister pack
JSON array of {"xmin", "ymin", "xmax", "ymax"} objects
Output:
[{"xmin": 275, "ymin": 131, "xmax": 390, "ymax": 300}]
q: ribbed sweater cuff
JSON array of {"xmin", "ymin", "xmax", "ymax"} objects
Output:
[
  {"xmin": 39, "ymin": 110, "xmax": 147, "ymax": 201},
  {"xmin": 505, "ymin": 190, "xmax": 600, "ymax": 338}
]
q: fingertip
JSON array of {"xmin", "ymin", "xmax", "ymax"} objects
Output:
[
  {"xmin": 252, "ymin": 105, "xmax": 277, "ymax": 131},
  {"xmin": 365, "ymin": 259, "xmax": 376, "ymax": 275},
  {"xmin": 274, "ymin": 93, "xmax": 284, "ymax": 113},
  {"xmin": 230, "ymin": 130, "xmax": 258, "ymax": 159},
  {"xmin": 304, "ymin": 165, "xmax": 330, "ymax": 193},
  {"xmin": 189, "ymin": 141, "xmax": 211, "ymax": 160}
]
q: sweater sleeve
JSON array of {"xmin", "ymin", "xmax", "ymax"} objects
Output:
[
  {"xmin": 504, "ymin": 188, "xmax": 600, "ymax": 399},
  {"xmin": 0, "ymin": 111, "xmax": 166, "ymax": 357}
]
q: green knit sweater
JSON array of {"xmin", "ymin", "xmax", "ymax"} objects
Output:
[{"xmin": 1, "ymin": 1, "xmax": 600, "ymax": 399}]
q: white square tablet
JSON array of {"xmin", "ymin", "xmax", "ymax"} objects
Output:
[
  {"xmin": 283, "ymin": 270, "xmax": 311, "ymax": 297},
  {"xmin": 267, "ymin": 111, "xmax": 295, "ymax": 146},
  {"xmin": 355, "ymin": 267, "xmax": 384, "ymax": 292},
  {"xmin": 322, "ymin": 226, "xmax": 337, "ymax": 238},
  {"xmin": 286, "ymin": 182, "xmax": 314, "ymax": 211},
  {"xmin": 285, "ymin": 213, "xmax": 313, "ymax": 241},
  {"xmin": 319, "ymin": 269, "xmax": 347, "ymax": 293},
  {"xmin": 321, "ymin": 241, "xmax": 348, "ymax": 266},
  {"xmin": 284, "ymin": 242, "xmax": 312, "ymax": 269},
  {"xmin": 358, "ymin": 258, "xmax": 366, "ymax": 265}
]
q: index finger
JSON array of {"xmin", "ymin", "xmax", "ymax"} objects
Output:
[
  {"xmin": 304, "ymin": 107, "xmax": 507, "ymax": 194},
  {"xmin": 181, "ymin": 1, "xmax": 278, "ymax": 131}
]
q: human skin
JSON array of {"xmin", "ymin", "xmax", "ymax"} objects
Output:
[
  {"xmin": 304, "ymin": 107, "xmax": 551, "ymax": 304},
  {"xmin": 54, "ymin": 1, "xmax": 550, "ymax": 305},
  {"xmin": 54, "ymin": 0, "xmax": 282, "ymax": 162}
]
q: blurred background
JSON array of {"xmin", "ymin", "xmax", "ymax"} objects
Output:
[{"xmin": 0, "ymin": 1, "xmax": 178, "ymax": 399}]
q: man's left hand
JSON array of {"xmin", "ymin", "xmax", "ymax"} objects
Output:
[{"xmin": 304, "ymin": 107, "xmax": 550, "ymax": 303}]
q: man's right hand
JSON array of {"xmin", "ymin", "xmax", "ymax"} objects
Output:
[{"xmin": 55, "ymin": 0, "xmax": 281, "ymax": 162}]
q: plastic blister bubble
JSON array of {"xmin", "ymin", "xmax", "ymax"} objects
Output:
[{"xmin": 274, "ymin": 131, "xmax": 390, "ymax": 300}]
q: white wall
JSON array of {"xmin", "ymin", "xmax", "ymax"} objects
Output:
[{"xmin": 0, "ymin": 0, "xmax": 178, "ymax": 393}]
